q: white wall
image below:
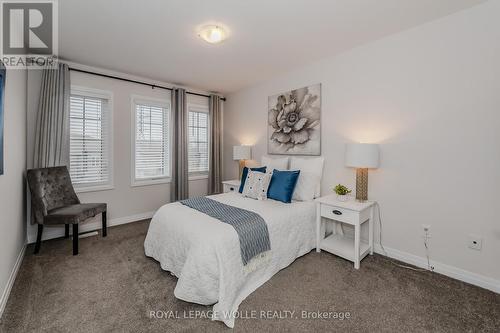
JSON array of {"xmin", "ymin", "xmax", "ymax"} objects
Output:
[
  {"xmin": 224, "ymin": 1, "xmax": 500, "ymax": 286},
  {"xmin": 26, "ymin": 65, "xmax": 211, "ymax": 242},
  {"xmin": 0, "ymin": 69, "xmax": 27, "ymax": 314}
]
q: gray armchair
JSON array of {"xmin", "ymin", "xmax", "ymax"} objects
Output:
[{"xmin": 27, "ymin": 166, "xmax": 107, "ymax": 255}]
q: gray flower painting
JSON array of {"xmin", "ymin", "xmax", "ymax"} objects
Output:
[{"xmin": 268, "ymin": 84, "xmax": 321, "ymax": 155}]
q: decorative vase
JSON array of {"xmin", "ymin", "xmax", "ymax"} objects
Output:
[{"xmin": 337, "ymin": 194, "xmax": 349, "ymax": 202}]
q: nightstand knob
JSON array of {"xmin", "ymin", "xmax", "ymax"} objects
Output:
[
  {"xmin": 332, "ymin": 210, "xmax": 342, "ymax": 215},
  {"xmin": 230, "ymin": 187, "xmax": 234, "ymax": 191}
]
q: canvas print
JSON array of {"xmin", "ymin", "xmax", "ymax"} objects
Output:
[
  {"xmin": 0, "ymin": 63, "xmax": 5, "ymax": 175},
  {"xmin": 268, "ymin": 84, "xmax": 321, "ymax": 155}
]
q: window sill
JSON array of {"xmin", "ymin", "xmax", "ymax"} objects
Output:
[
  {"xmin": 188, "ymin": 174, "xmax": 208, "ymax": 181},
  {"xmin": 130, "ymin": 175, "xmax": 207, "ymax": 188},
  {"xmin": 131, "ymin": 178, "xmax": 171, "ymax": 188},
  {"xmin": 75, "ymin": 185, "xmax": 115, "ymax": 194}
]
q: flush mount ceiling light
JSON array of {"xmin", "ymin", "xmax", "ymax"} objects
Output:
[{"xmin": 198, "ymin": 25, "xmax": 227, "ymax": 44}]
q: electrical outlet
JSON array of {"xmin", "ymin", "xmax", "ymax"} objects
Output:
[
  {"xmin": 468, "ymin": 235, "xmax": 483, "ymax": 251},
  {"xmin": 421, "ymin": 224, "xmax": 431, "ymax": 240}
]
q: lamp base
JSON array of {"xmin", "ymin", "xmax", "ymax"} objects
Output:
[
  {"xmin": 238, "ymin": 160, "xmax": 246, "ymax": 180},
  {"xmin": 356, "ymin": 168, "xmax": 368, "ymax": 202}
]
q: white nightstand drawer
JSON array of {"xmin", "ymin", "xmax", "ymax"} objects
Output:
[
  {"xmin": 320, "ymin": 205, "xmax": 359, "ymax": 224},
  {"xmin": 225, "ymin": 184, "xmax": 237, "ymax": 193},
  {"xmin": 222, "ymin": 180, "xmax": 241, "ymax": 193}
]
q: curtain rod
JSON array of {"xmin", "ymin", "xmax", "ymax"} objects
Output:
[{"xmin": 68, "ymin": 67, "xmax": 226, "ymax": 101}]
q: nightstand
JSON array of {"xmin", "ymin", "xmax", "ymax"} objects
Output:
[
  {"xmin": 222, "ymin": 180, "xmax": 240, "ymax": 193},
  {"xmin": 315, "ymin": 195, "xmax": 375, "ymax": 269}
]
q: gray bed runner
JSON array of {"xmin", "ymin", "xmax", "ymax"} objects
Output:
[{"xmin": 180, "ymin": 197, "xmax": 271, "ymax": 266}]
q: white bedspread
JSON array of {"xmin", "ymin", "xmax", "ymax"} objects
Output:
[{"xmin": 144, "ymin": 192, "xmax": 316, "ymax": 328}]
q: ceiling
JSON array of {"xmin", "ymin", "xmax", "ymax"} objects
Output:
[{"xmin": 59, "ymin": 0, "xmax": 486, "ymax": 94}]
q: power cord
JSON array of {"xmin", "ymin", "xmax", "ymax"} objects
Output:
[
  {"xmin": 422, "ymin": 227, "xmax": 434, "ymax": 271},
  {"xmin": 375, "ymin": 202, "xmax": 434, "ymax": 272}
]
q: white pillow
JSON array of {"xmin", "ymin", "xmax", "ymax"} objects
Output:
[
  {"xmin": 261, "ymin": 156, "xmax": 289, "ymax": 173},
  {"xmin": 290, "ymin": 157, "xmax": 324, "ymax": 199},
  {"xmin": 292, "ymin": 172, "xmax": 320, "ymax": 201},
  {"xmin": 242, "ymin": 170, "xmax": 272, "ymax": 200}
]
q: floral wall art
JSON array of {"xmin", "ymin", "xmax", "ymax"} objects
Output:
[{"xmin": 268, "ymin": 84, "xmax": 321, "ymax": 155}]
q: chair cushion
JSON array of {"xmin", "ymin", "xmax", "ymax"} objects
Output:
[{"xmin": 45, "ymin": 203, "xmax": 107, "ymax": 225}]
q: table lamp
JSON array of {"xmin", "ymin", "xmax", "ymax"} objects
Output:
[
  {"xmin": 233, "ymin": 145, "xmax": 252, "ymax": 179},
  {"xmin": 345, "ymin": 143, "xmax": 380, "ymax": 201}
]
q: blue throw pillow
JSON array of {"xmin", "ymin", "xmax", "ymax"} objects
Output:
[
  {"xmin": 267, "ymin": 169, "xmax": 301, "ymax": 203},
  {"xmin": 239, "ymin": 166, "xmax": 267, "ymax": 193}
]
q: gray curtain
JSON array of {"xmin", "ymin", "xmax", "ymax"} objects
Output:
[
  {"xmin": 171, "ymin": 88, "xmax": 189, "ymax": 201},
  {"xmin": 208, "ymin": 95, "xmax": 223, "ymax": 194},
  {"xmin": 33, "ymin": 63, "xmax": 70, "ymax": 168}
]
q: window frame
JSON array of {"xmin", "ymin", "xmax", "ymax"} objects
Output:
[
  {"xmin": 130, "ymin": 95, "xmax": 172, "ymax": 187},
  {"xmin": 187, "ymin": 103, "xmax": 210, "ymax": 179},
  {"xmin": 70, "ymin": 85, "xmax": 114, "ymax": 193}
]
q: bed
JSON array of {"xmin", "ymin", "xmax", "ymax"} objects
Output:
[{"xmin": 144, "ymin": 191, "xmax": 317, "ymax": 328}]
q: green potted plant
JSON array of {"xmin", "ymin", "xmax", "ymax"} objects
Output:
[{"xmin": 333, "ymin": 184, "xmax": 351, "ymax": 202}]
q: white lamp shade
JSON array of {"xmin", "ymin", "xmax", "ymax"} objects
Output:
[
  {"xmin": 233, "ymin": 145, "xmax": 251, "ymax": 160},
  {"xmin": 345, "ymin": 143, "xmax": 380, "ymax": 168}
]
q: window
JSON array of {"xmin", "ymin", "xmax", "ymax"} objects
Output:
[
  {"xmin": 70, "ymin": 87, "xmax": 112, "ymax": 191},
  {"xmin": 132, "ymin": 97, "xmax": 170, "ymax": 185},
  {"xmin": 188, "ymin": 105, "xmax": 209, "ymax": 174}
]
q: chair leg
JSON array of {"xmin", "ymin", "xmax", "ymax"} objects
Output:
[
  {"xmin": 34, "ymin": 224, "xmax": 43, "ymax": 254},
  {"xmin": 102, "ymin": 211, "xmax": 107, "ymax": 237},
  {"xmin": 72, "ymin": 224, "xmax": 79, "ymax": 255},
  {"xmin": 64, "ymin": 224, "xmax": 69, "ymax": 238}
]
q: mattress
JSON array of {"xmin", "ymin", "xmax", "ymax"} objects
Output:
[{"xmin": 144, "ymin": 192, "xmax": 316, "ymax": 328}]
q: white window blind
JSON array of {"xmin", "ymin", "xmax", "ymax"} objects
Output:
[
  {"xmin": 134, "ymin": 103, "xmax": 170, "ymax": 181},
  {"xmin": 188, "ymin": 108, "xmax": 209, "ymax": 173},
  {"xmin": 70, "ymin": 94, "xmax": 110, "ymax": 188}
]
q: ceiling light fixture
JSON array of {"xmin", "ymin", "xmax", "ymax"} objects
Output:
[{"xmin": 198, "ymin": 25, "xmax": 227, "ymax": 44}]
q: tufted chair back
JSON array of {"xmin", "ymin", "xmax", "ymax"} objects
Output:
[{"xmin": 27, "ymin": 166, "xmax": 80, "ymax": 224}]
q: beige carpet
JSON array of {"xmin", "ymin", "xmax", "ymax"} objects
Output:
[{"xmin": 1, "ymin": 220, "xmax": 499, "ymax": 332}]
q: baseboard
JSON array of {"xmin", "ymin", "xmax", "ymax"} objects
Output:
[
  {"xmin": 0, "ymin": 245, "xmax": 26, "ymax": 318},
  {"xmin": 27, "ymin": 211, "xmax": 155, "ymax": 244},
  {"xmin": 374, "ymin": 244, "xmax": 500, "ymax": 294}
]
